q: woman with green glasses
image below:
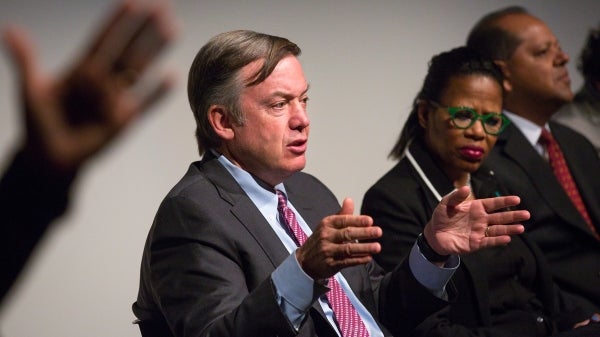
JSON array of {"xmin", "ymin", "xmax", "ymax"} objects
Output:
[{"xmin": 361, "ymin": 46, "xmax": 595, "ymax": 336}]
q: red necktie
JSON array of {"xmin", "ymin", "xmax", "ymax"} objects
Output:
[
  {"xmin": 539, "ymin": 129, "xmax": 599, "ymax": 240},
  {"xmin": 276, "ymin": 190, "xmax": 370, "ymax": 337}
]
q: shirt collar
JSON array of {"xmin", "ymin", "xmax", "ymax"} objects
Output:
[
  {"xmin": 502, "ymin": 110, "xmax": 551, "ymax": 146},
  {"xmin": 215, "ymin": 152, "xmax": 285, "ymax": 208}
]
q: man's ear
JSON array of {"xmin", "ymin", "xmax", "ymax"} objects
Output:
[
  {"xmin": 208, "ymin": 105, "xmax": 234, "ymax": 140},
  {"xmin": 494, "ymin": 60, "xmax": 513, "ymax": 93},
  {"xmin": 417, "ymin": 101, "xmax": 429, "ymax": 129}
]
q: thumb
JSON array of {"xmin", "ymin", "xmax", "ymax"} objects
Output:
[
  {"xmin": 444, "ymin": 186, "xmax": 471, "ymax": 208},
  {"xmin": 3, "ymin": 26, "xmax": 38, "ymax": 87},
  {"xmin": 338, "ymin": 198, "xmax": 355, "ymax": 216}
]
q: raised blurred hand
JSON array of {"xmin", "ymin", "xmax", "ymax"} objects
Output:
[{"xmin": 3, "ymin": 0, "xmax": 179, "ymax": 174}]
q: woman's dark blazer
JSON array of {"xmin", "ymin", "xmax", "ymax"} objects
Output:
[{"xmin": 361, "ymin": 139, "xmax": 589, "ymax": 337}]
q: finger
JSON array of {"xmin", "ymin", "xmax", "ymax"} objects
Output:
[
  {"xmin": 112, "ymin": 1, "xmax": 178, "ymax": 80},
  {"xmin": 84, "ymin": 0, "xmax": 138, "ymax": 63},
  {"xmin": 487, "ymin": 209, "xmax": 530, "ymax": 226},
  {"xmin": 341, "ymin": 241, "xmax": 381, "ymax": 256},
  {"xmin": 332, "ymin": 242, "xmax": 380, "ymax": 262},
  {"xmin": 484, "ymin": 224, "xmax": 525, "ymax": 237},
  {"xmin": 480, "ymin": 195, "xmax": 522, "ymax": 212},
  {"xmin": 328, "ymin": 215, "xmax": 374, "ymax": 232},
  {"xmin": 480, "ymin": 235, "xmax": 513, "ymax": 248},
  {"xmin": 443, "ymin": 186, "xmax": 471, "ymax": 207},
  {"xmin": 134, "ymin": 72, "xmax": 176, "ymax": 116},
  {"xmin": 338, "ymin": 198, "xmax": 354, "ymax": 216},
  {"xmin": 3, "ymin": 26, "xmax": 38, "ymax": 87},
  {"xmin": 106, "ymin": 71, "xmax": 175, "ymax": 129},
  {"xmin": 326, "ymin": 198, "xmax": 372, "ymax": 230},
  {"xmin": 335, "ymin": 226, "xmax": 382, "ymax": 243},
  {"xmin": 332, "ymin": 256, "xmax": 374, "ymax": 269}
]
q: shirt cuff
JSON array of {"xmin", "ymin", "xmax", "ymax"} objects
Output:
[
  {"xmin": 409, "ymin": 241, "xmax": 459, "ymax": 298},
  {"xmin": 272, "ymin": 250, "xmax": 327, "ymax": 328}
]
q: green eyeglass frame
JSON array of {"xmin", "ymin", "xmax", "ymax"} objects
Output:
[{"xmin": 429, "ymin": 101, "xmax": 510, "ymax": 135}]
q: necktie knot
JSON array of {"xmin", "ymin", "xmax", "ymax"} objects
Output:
[
  {"xmin": 539, "ymin": 128, "xmax": 555, "ymax": 146},
  {"xmin": 276, "ymin": 190, "xmax": 288, "ymax": 214}
]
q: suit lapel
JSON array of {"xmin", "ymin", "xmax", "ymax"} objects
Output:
[
  {"xmin": 497, "ymin": 125, "xmax": 590, "ymax": 232},
  {"xmin": 200, "ymin": 157, "xmax": 346, "ymax": 336},
  {"xmin": 199, "ymin": 155, "xmax": 291, "ymax": 268}
]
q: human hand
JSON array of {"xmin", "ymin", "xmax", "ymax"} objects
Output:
[
  {"xmin": 423, "ymin": 186, "xmax": 529, "ymax": 256},
  {"xmin": 296, "ymin": 198, "xmax": 382, "ymax": 280},
  {"xmin": 574, "ymin": 318, "xmax": 591, "ymax": 329},
  {"xmin": 574, "ymin": 313, "xmax": 600, "ymax": 328},
  {"xmin": 3, "ymin": 0, "xmax": 178, "ymax": 174}
]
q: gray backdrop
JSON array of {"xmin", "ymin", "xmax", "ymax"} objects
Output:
[{"xmin": 0, "ymin": 1, "xmax": 598, "ymax": 336}]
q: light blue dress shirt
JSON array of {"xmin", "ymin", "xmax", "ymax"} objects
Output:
[{"xmin": 216, "ymin": 153, "xmax": 458, "ymax": 336}]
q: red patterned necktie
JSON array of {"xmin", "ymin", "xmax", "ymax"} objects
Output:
[
  {"xmin": 539, "ymin": 129, "xmax": 600, "ymax": 240},
  {"xmin": 276, "ymin": 190, "xmax": 370, "ymax": 337}
]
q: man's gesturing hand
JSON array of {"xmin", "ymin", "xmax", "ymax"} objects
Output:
[{"xmin": 296, "ymin": 198, "xmax": 382, "ymax": 281}]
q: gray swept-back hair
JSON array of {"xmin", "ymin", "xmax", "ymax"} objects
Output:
[{"xmin": 188, "ymin": 30, "xmax": 301, "ymax": 155}]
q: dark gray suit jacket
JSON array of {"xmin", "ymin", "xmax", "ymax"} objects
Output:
[
  {"xmin": 132, "ymin": 153, "xmax": 451, "ymax": 337},
  {"xmin": 485, "ymin": 121, "xmax": 600, "ymax": 313}
]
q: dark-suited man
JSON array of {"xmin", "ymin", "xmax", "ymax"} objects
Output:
[
  {"xmin": 467, "ymin": 6, "xmax": 600, "ymax": 313},
  {"xmin": 132, "ymin": 30, "xmax": 529, "ymax": 337}
]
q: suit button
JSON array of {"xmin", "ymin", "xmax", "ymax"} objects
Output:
[{"xmin": 536, "ymin": 316, "xmax": 544, "ymax": 324}]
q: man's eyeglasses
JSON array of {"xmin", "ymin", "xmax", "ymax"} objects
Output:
[{"xmin": 429, "ymin": 101, "xmax": 510, "ymax": 135}]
